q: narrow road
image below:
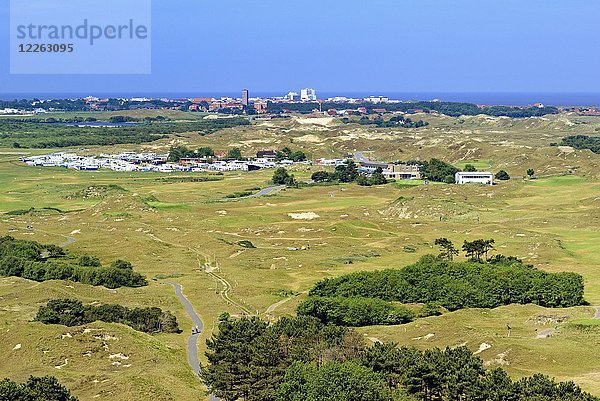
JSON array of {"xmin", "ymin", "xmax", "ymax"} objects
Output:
[
  {"xmin": 536, "ymin": 328, "xmax": 556, "ymax": 339},
  {"xmin": 594, "ymin": 306, "xmax": 600, "ymax": 320},
  {"xmin": 354, "ymin": 151, "xmax": 371, "ymax": 163},
  {"xmin": 266, "ymin": 297, "xmax": 293, "ymax": 315},
  {"xmin": 247, "ymin": 185, "xmax": 285, "ymax": 198},
  {"xmin": 169, "ymin": 283, "xmax": 203, "ymax": 374},
  {"xmin": 169, "ymin": 283, "xmax": 220, "ymax": 401}
]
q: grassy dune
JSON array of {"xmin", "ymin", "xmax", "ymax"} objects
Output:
[{"xmin": 0, "ymin": 113, "xmax": 599, "ymax": 398}]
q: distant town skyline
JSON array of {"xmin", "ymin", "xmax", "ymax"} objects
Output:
[{"xmin": 1, "ymin": 0, "xmax": 599, "ymax": 95}]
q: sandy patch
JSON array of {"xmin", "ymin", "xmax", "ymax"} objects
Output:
[
  {"xmin": 474, "ymin": 343, "xmax": 492, "ymax": 355},
  {"xmin": 295, "ymin": 134, "xmax": 323, "ymax": 143},
  {"xmin": 295, "ymin": 117, "xmax": 334, "ymax": 126},
  {"xmin": 412, "ymin": 333, "xmax": 435, "ymax": 341},
  {"xmin": 288, "ymin": 212, "xmax": 320, "ymax": 220},
  {"xmin": 109, "ymin": 353, "xmax": 129, "ymax": 360},
  {"xmin": 484, "ymin": 351, "xmax": 510, "ymax": 367},
  {"xmin": 557, "ymin": 146, "xmax": 575, "ymax": 154}
]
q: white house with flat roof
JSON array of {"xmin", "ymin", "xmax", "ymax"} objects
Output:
[{"xmin": 455, "ymin": 172, "xmax": 494, "ymax": 185}]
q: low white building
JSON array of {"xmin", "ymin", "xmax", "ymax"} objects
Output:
[{"xmin": 455, "ymin": 172, "xmax": 494, "ymax": 185}]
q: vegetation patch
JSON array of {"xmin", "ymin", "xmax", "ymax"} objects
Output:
[
  {"xmin": 305, "ymin": 254, "xmax": 585, "ymax": 319},
  {"xmin": 0, "ymin": 376, "xmax": 78, "ymax": 401},
  {"xmin": 1, "ymin": 118, "xmax": 250, "ymax": 148},
  {"xmin": 297, "ymin": 296, "xmax": 415, "ymax": 326},
  {"xmin": 0, "ymin": 236, "xmax": 147, "ymax": 288},
  {"xmin": 236, "ymin": 240, "xmax": 256, "ymax": 249},
  {"xmin": 154, "ymin": 176, "xmax": 223, "ymax": 183},
  {"xmin": 154, "ymin": 272, "xmax": 184, "ymax": 280},
  {"xmin": 335, "ymin": 251, "xmax": 380, "ymax": 264},
  {"xmin": 4, "ymin": 207, "xmax": 67, "ymax": 216},
  {"xmin": 558, "ymin": 135, "xmax": 600, "ymax": 154},
  {"xmin": 66, "ymin": 184, "xmax": 127, "ymax": 200},
  {"xmin": 226, "ymin": 191, "xmax": 254, "ymax": 199},
  {"xmin": 36, "ymin": 298, "xmax": 181, "ymax": 334},
  {"xmin": 202, "ymin": 315, "xmax": 596, "ymax": 401}
]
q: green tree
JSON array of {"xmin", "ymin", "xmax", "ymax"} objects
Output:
[
  {"xmin": 275, "ymin": 361, "xmax": 391, "ymax": 401},
  {"xmin": 227, "ymin": 147, "xmax": 243, "ymax": 160},
  {"xmin": 168, "ymin": 145, "xmax": 195, "ymax": 162},
  {"xmin": 434, "ymin": 238, "xmax": 459, "ymax": 261},
  {"xmin": 273, "ymin": 168, "xmax": 296, "ymax": 187},
  {"xmin": 421, "ymin": 159, "xmax": 459, "ymax": 182},
  {"xmin": 201, "ymin": 317, "xmax": 279, "ymax": 401},
  {"xmin": 20, "ymin": 376, "xmax": 78, "ymax": 401},
  {"xmin": 0, "ymin": 376, "xmax": 78, "ymax": 401},
  {"xmin": 369, "ymin": 167, "xmax": 388, "ymax": 185},
  {"xmin": 356, "ymin": 174, "xmax": 371, "ymax": 186},
  {"xmin": 198, "ymin": 147, "xmax": 215, "ymax": 157},
  {"xmin": 110, "ymin": 259, "xmax": 133, "ymax": 270},
  {"xmin": 495, "ymin": 170, "xmax": 510, "ymax": 181},
  {"xmin": 331, "ymin": 160, "xmax": 359, "ymax": 183},
  {"xmin": 527, "ymin": 168, "xmax": 535, "ymax": 178},
  {"xmin": 462, "ymin": 240, "xmax": 487, "ymax": 262},
  {"xmin": 311, "ymin": 171, "xmax": 330, "ymax": 183},
  {"xmin": 79, "ymin": 255, "xmax": 101, "ymax": 267},
  {"xmin": 290, "ymin": 151, "xmax": 307, "ymax": 162},
  {"xmin": 464, "ymin": 164, "xmax": 477, "ymax": 172}
]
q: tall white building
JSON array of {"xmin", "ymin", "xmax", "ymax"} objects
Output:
[{"xmin": 300, "ymin": 88, "xmax": 317, "ymax": 101}]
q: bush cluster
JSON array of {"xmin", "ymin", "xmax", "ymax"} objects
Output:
[
  {"xmin": 0, "ymin": 236, "xmax": 147, "ymax": 289},
  {"xmin": 36, "ymin": 299, "xmax": 180, "ymax": 334},
  {"xmin": 0, "ymin": 376, "xmax": 78, "ymax": 401},
  {"xmin": 307, "ymin": 255, "xmax": 585, "ymax": 312},
  {"xmin": 297, "ymin": 296, "xmax": 414, "ymax": 326}
]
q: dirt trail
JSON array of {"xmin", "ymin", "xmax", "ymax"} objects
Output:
[
  {"xmin": 146, "ymin": 232, "xmax": 253, "ymax": 315},
  {"xmin": 594, "ymin": 306, "xmax": 600, "ymax": 319}
]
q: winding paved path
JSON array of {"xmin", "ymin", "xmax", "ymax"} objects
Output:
[
  {"xmin": 169, "ymin": 283, "xmax": 204, "ymax": 373},
  {"xmin": 247, "ymin": 185, "xmax": 285, "ymax": 198},
  {"xmin": 169, "ymin": 283, "xmax": 219, "ymax": 401}
]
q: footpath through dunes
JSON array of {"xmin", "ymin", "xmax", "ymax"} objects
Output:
[{"xmin": 169, "ymin": 282, "xmax": 220, "ymax": 401}]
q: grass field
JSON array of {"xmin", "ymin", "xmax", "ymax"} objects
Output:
[{"xmin": 0, "ymin": 113, "xmax": 599, "ymax": 399}]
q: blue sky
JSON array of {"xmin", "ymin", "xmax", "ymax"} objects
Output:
[{"xmin": 1, "ymin": 0, "xmax": 599, "ymax": 95}]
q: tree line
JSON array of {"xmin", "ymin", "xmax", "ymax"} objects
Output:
[
  {"xmin": 0, "ymin": 376, "xmax": 78, "ymax": 401},
  {"xmin": 2, "ymin": 118, "xmax": 249, "ymax": 148},
  {"xmin": 310, "ymin": 160, "xmax": 388, "ymax": 186},
  {"xmin": 556, "ymin": 135, "xmax": 600, "ymax": 154},
  {"xmin": 35, "ymin": 299, "xmax": 180, "ymax": 334},
  {"xmin": 342, "ymin": 115, "xmax": 429, "ymax": 128},
  {"xmin": 305, "ymin": 254, "xmax": 585, "ymax": 315},
  {"xmin": 0, "ymin": 236, "xmax": 147, "ymax": 289},
  {"xmin": 201, "ymin": 315, "xmax": 596, "ymax": 401},
  {"xmin": 297, "ymin": 296, "xmax": 414, "ymax": 326},
  {"xmin": 266, "ymin": 100, "xmax": 559, "ymax": 118}
]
